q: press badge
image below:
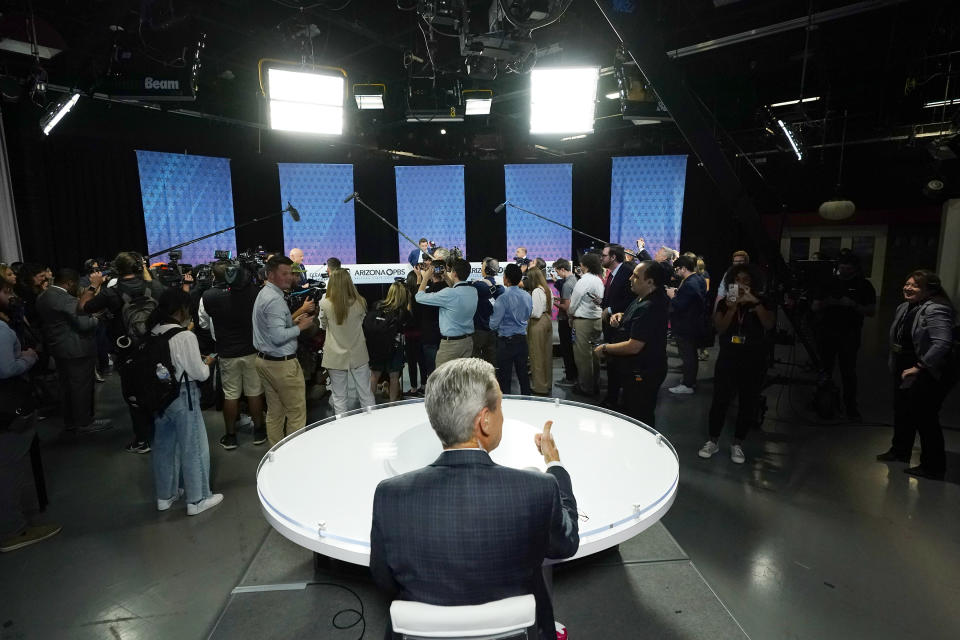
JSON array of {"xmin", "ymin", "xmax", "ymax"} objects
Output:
[{"xmin": 730, "ymin": 335, "xmax": 746, "ymax": 345}]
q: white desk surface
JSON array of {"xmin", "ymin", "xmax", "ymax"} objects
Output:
[{"xmin": 257, "ymin": 396, "xmax": 679, "ymax": 566}]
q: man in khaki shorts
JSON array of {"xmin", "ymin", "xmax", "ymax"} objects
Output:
[{"xmin": 199, "ymin": 261, "xmax": 268, "ymax": 449}]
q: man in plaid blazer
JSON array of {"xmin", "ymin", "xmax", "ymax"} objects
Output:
[{"xmin": 370, "ymin": 358, "xmax": 579, "ymax": 640}]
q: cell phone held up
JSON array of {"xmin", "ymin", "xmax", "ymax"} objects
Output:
[{"xmin": 726, "ymin": 283, "xmax": 739, "ymax": 303}]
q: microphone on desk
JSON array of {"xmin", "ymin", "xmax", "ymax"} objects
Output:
[{"xmin": 343, "ymin": 192, "xmax": 359, "ymax": 204}]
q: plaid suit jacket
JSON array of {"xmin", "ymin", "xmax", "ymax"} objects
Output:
[{"xmin": 370, "ymin": 448, "xmax": 579, "ymax": 640}]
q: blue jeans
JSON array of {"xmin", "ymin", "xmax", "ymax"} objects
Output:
[{"xmin": 152, "ymin": 382, "xmax": 212, "ymax": 504}]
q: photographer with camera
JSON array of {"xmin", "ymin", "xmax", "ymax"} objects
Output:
[
  {"xmin": 83, "ymin": 251, "xmax": 165, "ymax": 453},
  {"xmin": 253, "ymin": 256, "xmax": 315, "ymax": 446},
  {"xmin": 471, "ymin": 258, "xmax": 504, "ymax": 366},
  {"xmin": 199, "ymin": 261, "xmax": 267, "ymax": 449},
  {"xmin": 416, "ymin": 257, "xmax": 478, "ymax": 368},
  {"xmin": 698, "ymin": 264, "xmax": 775, "ymax": 465}
]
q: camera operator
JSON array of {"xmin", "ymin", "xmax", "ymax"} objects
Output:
[
  {"xmin": 594, "ymin": 261, "xmax": 670, "ymax": 427},
  {"xmin": 600, "ymin": 244, "xmax": 632, "ymax": 409},
  {"xmin": 253, "ymin": 256, "xmax": 315, "ymax": 446},
  {"xmin": 199, "ymin": 261, "xmax": 267, "ymax": 449},
  {"xmin": 471, "ymin": 258, "xmax": 504, "ymax": 366},
  {"xmin": 552, "ymin": 258, "xmax": 579, "ymax": 386},
  {"xmin": 36, "ymin": 269, "xmax": 112, "ymax": 434},
  {"xmin": 83, "ymin": 251, "xmax": 165, "ymax": 453},
  {"xmin": 811, "ymin": 252, "xmax": 876, "ymax": 420},
  {"xmin": 416, "ymin": 258, "xmax": 478, "ymax": 368}
]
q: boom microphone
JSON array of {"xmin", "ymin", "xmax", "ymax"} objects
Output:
[
  {"xmin": 285, "ymin": 202, "xmax": 301, "ymax": 222},
  {"xmin": 494, "ymin": 201, "xmax": 507, "ymax": 214},
  {"xmin": 343, "ymin": 192, "xmax": 358, "ymax": 203}
]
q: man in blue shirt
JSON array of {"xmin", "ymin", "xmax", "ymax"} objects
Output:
[
  {"xmin": 408, "ymin": 238, "xmax": 431, "ymax": 268},
  {"xmin": 471, "ymin": 258, "xmax": 504, "ymax": 366},
  {"xmin": 252, "ymin": 256, "xmax": 315, "ymax": 445},
  {"xmin": 416, "ymin": 258, "xmax": 478, "ymax": 368},
  {"xmin": 489, "ymin": 263, "xmax": 533, "ymax": 395}
]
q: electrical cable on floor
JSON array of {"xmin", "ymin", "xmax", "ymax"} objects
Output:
[{"xmin": 311, "ymin": 582, "xmax": 366, "ymax": 639}]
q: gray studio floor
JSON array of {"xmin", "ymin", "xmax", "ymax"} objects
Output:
[{"xmin": 1, "ymin": 337, "xmax": 959, "ymax": 640}]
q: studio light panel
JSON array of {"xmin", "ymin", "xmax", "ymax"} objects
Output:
[
  {"xmin": 267, "ymin": 68, "xmax": 344, "ymax": 135},
  {"xmin": 529, "ymin": 67, "xmax": 599, "ymax": 135}
]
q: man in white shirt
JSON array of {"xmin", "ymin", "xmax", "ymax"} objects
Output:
[{"xmin": 567, "ymin": 252, "xmax": 604, "ymax": 396}]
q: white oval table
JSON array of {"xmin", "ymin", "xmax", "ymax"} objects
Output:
[{"xmin": 257, "ymin": 396, "xmax": 679, "ymax": 566}]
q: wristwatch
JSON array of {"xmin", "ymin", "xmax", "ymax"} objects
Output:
[{"xmin": 601, "ymin": 344, "xmax": 608, "ymax": 354}]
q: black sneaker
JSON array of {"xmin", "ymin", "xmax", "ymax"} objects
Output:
[
  {"xmin": 125, "ymin": 441, "xmax": 151, "ymax": 454},
  {"xmin": 219, "ymin": 434, "xmax": 239, "ymax": 450},
  {"xmin": 252, "ymin": 429, "xmax": 267, "ymax": 445}
]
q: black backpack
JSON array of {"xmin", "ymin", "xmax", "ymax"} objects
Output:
[
  {"xmin": 363, "ymin": 304, "xmax": 400, "ymax": 362},
  {"xmin": 118, "ymin": 327, "xmax": 186, "ymax": 414},
  {"xmin": 119, "ymin": 287, "xmax": 158, "ymax": 340}
]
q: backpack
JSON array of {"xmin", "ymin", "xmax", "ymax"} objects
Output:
[
  {"xmin": 363, "ymin": 304, "xmax": 401, "ymax": 362},
  {"xmin": 117, "ymin": 327, "xmax": 186, "ymax": 414},
  {"xmin": 119, "ymin": 287, "xmax": 158, "ymax": 339}
]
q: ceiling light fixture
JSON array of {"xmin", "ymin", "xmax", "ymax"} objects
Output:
[
  {"xmin": 777, "ymin": 119, "xmax": 803, "ymax": 160},
  {"xmin": 353, "ymin": 83, "xmax": 385, "ymax": 110},
  {"xmin": 40, "ymin": 92, "xmax": 80, "ymax": 135},
  {"xmin": 530, "ymin": 67, "xmax": 599, "ymax": 135},
  {"xmin": 923, "ymin": 98, "xmax": 960, "ymax": 109},
  {"xmin": 265, "ymin": 66, "xmax": 345, "ymax": 135},
  {"xmin": 463, "ymin": 89, "xmax": 493, "ymax": 116},
  {"xmin": 769, "ymin": 96, "xmax": 820, "ymax": 108},
  {"xmin": 605, "ymin": 91, "xmax": 620, "ymax": 100}
]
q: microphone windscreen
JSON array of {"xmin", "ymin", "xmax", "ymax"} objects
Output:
[
  {"xmin": 494, "ymin": 202, "xmax": 506, "ymax": 214},
  {"xmin": 287, "ymin": 203, "xmax": 301, "ymax": 222},
  {"xmin": 343, "ymin": 192, "xmax": 358, "ymax": 203}
]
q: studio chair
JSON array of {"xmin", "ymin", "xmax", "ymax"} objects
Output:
[{"xmin": 390, "ymin": 594, "xmax": 537, "ymax": 640}]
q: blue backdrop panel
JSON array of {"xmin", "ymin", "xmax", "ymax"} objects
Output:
[
  {"xmin": 136, "ymin": 150, "xmax": 237, "ymax": 266},
  {"xmin": 277, "ymin": 163, "xmax": 356, "ymax": 265},
  {"xmin": 609, "ymin": 155, "xmax": 687, "ymax": 254},
  {"xmin": 504, "ymin": 164, "xmax": 572, "ymax": 261},
  {"xmin": 395, "ymin": 165, "xmax": 466, "ymax": 261}
]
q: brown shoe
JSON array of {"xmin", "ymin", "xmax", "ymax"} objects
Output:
[{"xmin": 0, "ymin": 523, "xmax": 63, "ymax": 553}]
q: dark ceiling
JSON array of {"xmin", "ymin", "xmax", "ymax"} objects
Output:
[{"xmin": 2, "ymin": 0, "xmax": 960, "ymax": 210}]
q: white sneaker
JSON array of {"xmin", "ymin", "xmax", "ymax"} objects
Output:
[
  {"xmin": 730, "ymin": 444, "xmax": 746, "ymax": 464},
  {"xmin": 156, "ymin": 488, "xmax": 185, "ymax": 512},
  {"xmin": 698, "ymin": 440, "xmax": 719, "ymax": 458},
  {"xmin": 669, "ymin": 384, "xmax": 695, "ymax": 395},
  {"xmin": 187, "ymin": 493, "xmax": 224, "ymax": 516}
]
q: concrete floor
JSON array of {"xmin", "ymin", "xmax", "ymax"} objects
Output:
[{"xmin": 1, "ymin": 341, "xmax": 958, "ymax": 640}]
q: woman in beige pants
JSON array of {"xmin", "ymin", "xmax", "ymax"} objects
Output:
[{"xmin": 525, "ymin": 268, "xmax": 554, "ymax": 394}]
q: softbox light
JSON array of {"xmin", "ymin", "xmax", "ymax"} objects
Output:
[
  {"xmin": 267, "ymin": 67, "xmax": 344, "ymax": 135},
  {"xmin": 529, "ymin": 67, "xmax": 599, "ymax": 135}
]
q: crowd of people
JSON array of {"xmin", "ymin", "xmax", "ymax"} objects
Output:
[{"xmin": 0, "ymin": 240, "xmax": 956, "ymax": 561}]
